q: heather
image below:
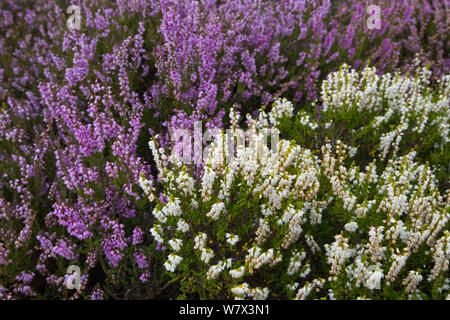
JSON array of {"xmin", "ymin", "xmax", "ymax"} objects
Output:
[
  {"xmin": 278, "ymin": 63, "xmax": 450, "ymax": 191},
  {"xmin": 142, "ymin": 94, "xmax": 449, "ymax": 300},
  {"xmin": 0, "ymin": 0, "xmax": 449, "ymax": 300}
]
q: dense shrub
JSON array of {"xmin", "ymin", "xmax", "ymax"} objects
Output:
[
  {"xmin": 140, "ymin": 98, "xmax": 449, "ymax": 299},
  {"xmin": 278, "ymin": 63, "xmax": 449, "ymax": 191}
]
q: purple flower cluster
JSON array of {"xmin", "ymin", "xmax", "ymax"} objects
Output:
[{"xmin": 0, "ymin": 0, "xmax": 157, "ymax": 299}]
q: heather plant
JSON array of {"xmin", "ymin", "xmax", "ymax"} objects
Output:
[
  {"xmin": 141, "ymin": 101, "xmax": 327, "ymax": 299},
  {"xmin": 278, "ymin": 63, "xmax": 450, "ymax": 191},
  {"xmin": 156, "ymin": 0, "xmax": 450, "ymax": 148},
  {"xmin": 140, "ymin": 100, "xmax": 450, "ymax": 299},
  {"xmin": 321, "ymin": 144, "xmax": 449, "ymax": 300},
  {"xmin": 332, "ymin": 0, "xmax": 449, "ymax": 78},
  {"xmin": 0, "ymin": 0, "xmax": 166, "ymax": 299}
]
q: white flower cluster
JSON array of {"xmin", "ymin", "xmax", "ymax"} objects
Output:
[
  {"xmin": 297, "ymin": 110, "xmax": 318, "ymax": 131},
  {"xmin": 229, "ymin": 266, "xmax": 245, "ymax": 279},
  {"xmin": 245, "ymin": 246, "xmax": 281, "ymax": 274},
  {"xmin": 176, "ymin": 219, "xmax": 190, "ymax": 233},
  {"xmin": 287, "ymin": 249, "xmax": 307, "ymax": 275},
  {"xmin": 201, "ymin": 248, "xmax": 214, "ymax": 264},
  {"xmin": 194, "ymin": 232, "xmax": 207, "ymax": 250},
  {"xmin": 225, "ymin": 233, "xmax": 239, "ymax": 246},
  {"xmin": 230, "ymin": 283, "xmax": 249, "ymax": 300},
  {"xmin": 344, "ymin": 221, "xmax": 358, "ymax": 233},
  {"xmin": 207, "ymin": 202, "xmax": 225, "ymax": 221},
  {"xmin": 164, "ymin": 253, "xmax": 183, "ymax": 273},
  {"xmin": 294, "ymin": 279, "xmax": 325, "ymax": 300},
  {"xmin": 144, "ymin": 93, "xmax": 449, "ymax": 299},
  {"xmin": 322, "ymin": 142, "xmax": 449, "ymax": 298},
  {"xmin": 144, "ymin": 105, "xmax": 328, "ymax": 299},
  {"xmin": 428, "ymin": 231, "xmax": 450, "ymax": 282},
  {"xmin": 231, "ymin": 283, "xmax": 270, "ymax": 300},
  {"xmin": 320, "ymin": 64, "xmax": 449, "ymax": 160},
  {"xmin": 169, "ymin": 238, "xmax": 183, "ymax": 252},
  {"xmin": 206, "ymin": 259, "xmax": 232, "ymax": 280},
  {"xmin": 268, "ymin": 98, "xmax": 294, "ymax": 126},
  {"xmin": 138, "ymin": 173, "xmax": 155, "ymax": 202}
]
